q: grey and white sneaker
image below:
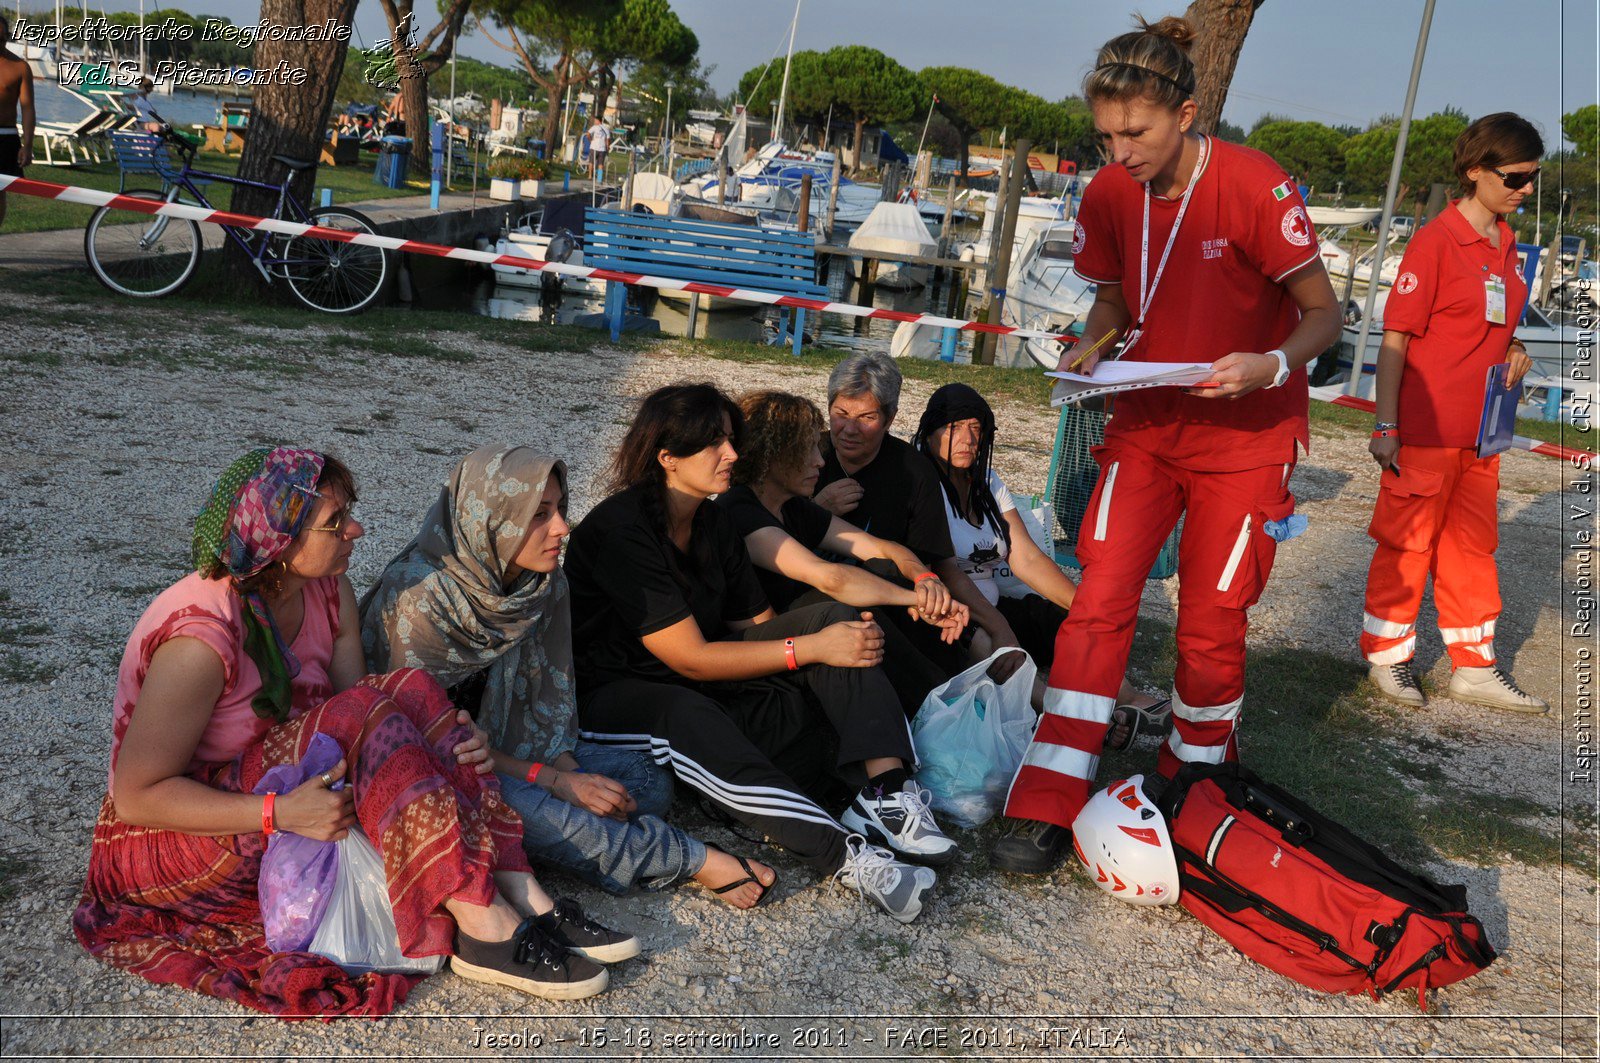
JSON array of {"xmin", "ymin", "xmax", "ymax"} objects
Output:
[
  {"xmin": 833, "ymin": 834, "xmax": 937, "ymax": 924},
  {"xmin": 839, "ymin": 779, "xmax": 958, "ymax": 866},
  {"xmin": 1368, "ymin": 661, "xmax": 1425, "ymax": 707},
  {"xmin": 1446, "ymin": 666, "xmax": 1548, "ymax": 714}
]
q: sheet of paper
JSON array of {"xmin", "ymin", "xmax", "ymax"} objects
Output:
[{"xmin": 1047, "ymin": 361, "xmax": 1217, "ymax": 406}]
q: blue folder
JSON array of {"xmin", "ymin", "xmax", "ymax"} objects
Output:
[{"xmin": 1475, "ymin": 363, "xmax": 1522, "ymax": 459}]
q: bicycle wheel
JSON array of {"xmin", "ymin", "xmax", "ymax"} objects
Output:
[
  {"xmin": 84, "ymin": 190, "xmax": 201, "ymax": 298},
  {"xmin": 279, "ymin": 207, "xmax": 391, "ymax": 314}
]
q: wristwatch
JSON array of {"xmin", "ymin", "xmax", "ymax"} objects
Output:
[{"xmin": 1264, "ymin": 349, "xmax": 1291, "ymax": 389}]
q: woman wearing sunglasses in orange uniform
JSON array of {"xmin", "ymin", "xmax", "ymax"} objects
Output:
[{"xmin": 1360, "ymin": 112, "xmax": 1547, "ymax": 713}]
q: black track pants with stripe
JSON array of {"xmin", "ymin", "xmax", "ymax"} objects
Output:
[{"xmin": 578, "ymin": 602, "xmax": 913, "ymax": 874}]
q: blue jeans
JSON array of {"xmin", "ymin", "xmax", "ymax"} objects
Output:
[{"xmin": 496, "ymin": 741, "xmax": 706, "ymax": 895}]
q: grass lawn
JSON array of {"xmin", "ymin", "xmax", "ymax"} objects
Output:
[
  {"xmin": 8, "ymin": 143, "xmax": 472, "ymax": 235},
  {"xmin": 5, "ymin": 263, "xmax": 1591, "ymax": 453}
]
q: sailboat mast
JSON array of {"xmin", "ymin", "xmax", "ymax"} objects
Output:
[{"xmin": 771, "ymin": 0, "xmax": 800, "ymax": 145}]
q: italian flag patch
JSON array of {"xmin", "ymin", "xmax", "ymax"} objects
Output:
[{"xmin": 1271, "ymin": 180, "xmax": 1294, "ymax": 201}]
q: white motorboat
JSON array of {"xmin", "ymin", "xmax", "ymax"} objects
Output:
[
  {"xmin": 1319, "ymin": 235, "xmax": 1401, "ymax": 288},
  {"xmin": 995, "ymin": 220, "xmax": 1097, "ymax": 369},
  {"xmin": 847, "ymin": 201, "xmax": 936, "ymax": 290},
  {"xmin": 1307, "ymin": 206, "xmax": 1382, "ymax": 228},
  {"xmin": 476, "ymin": 213, "xmax": 606, "ymax": 300},
  {"xmin": 891, "ymin": 219, "xmax": 1096, "ymax": 369}
]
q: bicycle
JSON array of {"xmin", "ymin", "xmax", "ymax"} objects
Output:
[{"xmin": 84, "ymin": 128, "xmax": 391, "ymax": 314}]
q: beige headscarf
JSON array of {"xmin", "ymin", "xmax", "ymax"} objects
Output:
[{"xmin": 359, "ymin": 447, "xmax": 577, "ymax": 762}]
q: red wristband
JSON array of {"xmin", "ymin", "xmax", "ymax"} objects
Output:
[
  {"xmin": 1371, "ymin": 428, "xmax": 1398, "ymax": 439},
  {"xmin": 261, "ymin": 792, "xmax": 277, "ymax": 836},
  {"xmin": 526, "ymin": 762, "xmax": 545, "ymax": 784},
  {"xmin": 784, "ymin": 638, "xmax": 799, "ymax": 671},
  {"xmin": 913, "ymin": 571, "xmax": 938, "ymax": 584}
]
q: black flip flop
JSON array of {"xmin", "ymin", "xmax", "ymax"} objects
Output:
[
  {"xmin": 1106, "ymin": 696, "xmax": 1172, "ymax": 753},
  {"xmin": 705, "ymin": 843, "xmax": 778, "ymax": 907}
]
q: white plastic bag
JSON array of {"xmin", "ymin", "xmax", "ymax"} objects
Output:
[
  {"xmin": 911, "ymin": 648, "xmax": 1039, "ymax": 828},
  {"xmin": 306, "ymin": 831, "xmax": 444, "ymax": 976}
]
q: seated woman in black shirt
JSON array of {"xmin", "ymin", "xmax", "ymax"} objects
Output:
[
  {"xmin": 565, "ymin": 384, "xmax": 954, "ymax": 923},
  {"xmin": 718, "ymin": 390, "xmax": 971, "ymax": 715}
]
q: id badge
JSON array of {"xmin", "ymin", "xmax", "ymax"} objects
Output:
[{"xmin": 1485, "ymin": 275, "xmax": 1506, "ymax": 325}]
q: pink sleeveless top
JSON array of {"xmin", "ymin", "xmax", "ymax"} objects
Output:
[{"xmin": 108, "ymin": 573, "xmax": 341, "ymax": 785}]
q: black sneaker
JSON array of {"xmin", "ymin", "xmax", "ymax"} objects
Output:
[
  {"xmin": 450, "ymin": 917, "xmax": 609, "ymax": 1000},
  {"xmin": 990, "ymin": 817, "xmax": 1072, "ymax": 875},
  {"xmin": 537, "ymin": 898, "xmax": 640, "ymax": 963}
]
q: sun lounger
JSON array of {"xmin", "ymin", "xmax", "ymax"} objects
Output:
[{"xmin": 33, "ymin": 110, "xmax": 116, "ymax": 166}]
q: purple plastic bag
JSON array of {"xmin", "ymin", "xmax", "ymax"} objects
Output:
[{"xmin": 253, "ymin": 732, "xmax": 344, "ymax": 953}]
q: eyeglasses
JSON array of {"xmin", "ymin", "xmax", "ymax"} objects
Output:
[
  {"xmin": 307, "ymin": 502, "xmax": 359, "ymax": 536},
  {"xmin": 1491, "ymin": 166, "xmax": 1539, "ymax": 191}
]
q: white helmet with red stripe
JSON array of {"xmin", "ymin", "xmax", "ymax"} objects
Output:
[{"xmin": 1070, "ymin": 775, "xmax": 1179, "ymax": 906}]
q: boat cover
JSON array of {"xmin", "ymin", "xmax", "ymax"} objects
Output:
[{"xmin": 848, "ymin": 202, "xmax": 936, "ymax": 259}]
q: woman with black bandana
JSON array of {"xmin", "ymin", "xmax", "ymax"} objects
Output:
[{"xmin": 912, "ymin": 383, "xmax": 1168, "ymax": 747}]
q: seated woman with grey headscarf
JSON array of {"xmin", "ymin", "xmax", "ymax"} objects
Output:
[{"xmin": 360, "ymin": 446, "xmax": 775, "ymax": 909}]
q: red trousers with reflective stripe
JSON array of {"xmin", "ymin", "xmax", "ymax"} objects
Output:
[
  {"xmin": 1361, "ymin": 446, "xmax": 1501, "ymax": 669},
  {"xmin": 1004, "ymin": 438, "xmax": 1294, "ymax": 829}
]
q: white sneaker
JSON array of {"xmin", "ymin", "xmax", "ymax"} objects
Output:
[
  {"xmin": 833, "ymin": 835, "xmax": 937, "ymax": 924},
  {"xmin": 839, "ymin": 779, "xmax": 958, "ymax": 866},
  {"xmin": 1445, "ymin": 667, "xmax": 1548, "ymax": 714},
  {"xmin": 1368, "ymin": 661, "xmax": 1425, "ymax": 707}
]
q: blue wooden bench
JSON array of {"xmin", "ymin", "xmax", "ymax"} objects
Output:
[
  {"xmin": 581, "ymin": 207, "xmax": 828, "ymax": 353},
  {"xmin": 109, "ymin": 131, "xmax": 213, "ymax": 194}
]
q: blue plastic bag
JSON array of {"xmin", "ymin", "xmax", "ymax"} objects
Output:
[
  {"xmin": 911, "ymin": 649, "xmax": 1039, "ymax": 828},
  {"xmin": 254, "ymin": 733, "xmax": 344, "ymax": 953}
]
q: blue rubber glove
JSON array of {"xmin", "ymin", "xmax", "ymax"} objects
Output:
[{"xmin": 1262, "ymin": 513, "xmax": 1308, "ymax": 543}]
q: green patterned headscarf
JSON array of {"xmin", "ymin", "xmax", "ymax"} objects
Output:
[{"xmin": 192, "ymin": 446, "xmax": 326, "ymax": 722}]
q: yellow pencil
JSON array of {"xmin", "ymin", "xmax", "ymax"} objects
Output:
[{"xmin": 1064, "ymin": 328, "xmax": 1119, "ymax": 372}]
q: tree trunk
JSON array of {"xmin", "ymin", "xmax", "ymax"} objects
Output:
[
  {"xmin": 399, "ymin": 69, "xmax": 431, "ymax": 176},
  {"xmin": 1182, "ymin": 0, "xmax": 1266, "ymax": 135},
  {"xmin": 227, "ymin": 0, "xmax": 356, "ymax": 281},
  {"xmin": 594, "ymin": 64, "xmax": 615, "ymax": 129},
  {"xmin": 851, "ymin": 117, "xmax": 866, "ymax": 175}
]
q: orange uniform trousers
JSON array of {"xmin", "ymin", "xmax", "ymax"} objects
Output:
[
  {"xmin": 1361, "ymin": 445, "xmax": 1501, "ymax": 669},
  {"xmin": 1004, "ymin": 438, "xmax": 1296, "ymax": 830}
]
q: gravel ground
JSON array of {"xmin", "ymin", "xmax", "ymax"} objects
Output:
[{"xmin": 0, "ymin": 287, "xmax": 1594, "ymax": 1061}]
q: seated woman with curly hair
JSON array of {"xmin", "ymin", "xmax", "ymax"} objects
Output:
[
  {"xmin": 717, "ymin": 389, "xmax": 969, "ymax": 715},
  {"xmin": 74, "ymin": 447, "xmax": 620, "ymax": 1018}
]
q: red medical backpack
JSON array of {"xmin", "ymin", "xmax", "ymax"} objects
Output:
[{"xmin": 1157, "ymin": 762, "xmax": 1496, "ymax": 1009}]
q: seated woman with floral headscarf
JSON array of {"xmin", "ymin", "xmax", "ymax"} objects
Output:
[
  {"xmin": 360, "ymin": 446, "xmax": 775, "ymax": 910},
  {"xmin": 74, "ymin": 447, "xmax": 624, "ymax": 1018}
]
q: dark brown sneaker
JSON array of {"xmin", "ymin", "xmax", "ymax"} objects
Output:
[
  {"xmin": 450, "ymin": 917, "xmax": 609, "ymax": 1000},
  {"xmin": 537, "ymin": 898, "xmax": 640, "ymax": 963},
  {"xmin": 991, "ymin": 817, "xmax": 1071, "ymax": 875}
]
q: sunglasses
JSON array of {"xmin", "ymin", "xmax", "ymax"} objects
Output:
[{"xmin": 1491, "ymin": 166, "xmax": 1539, "ymax": 191}]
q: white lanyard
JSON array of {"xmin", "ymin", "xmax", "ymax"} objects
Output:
[{"xmin": 1135, "ymin": 135, "xmax": 1210, "ymax": 333}]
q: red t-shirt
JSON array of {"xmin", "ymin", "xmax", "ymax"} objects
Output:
[
  {"xmin": 1073, "ymin": 138, "xmax": 1322, "ymax": 471},
  {"xmin": 1380, "ymin": 202, "xmax": 1528, "ymax": 448}
]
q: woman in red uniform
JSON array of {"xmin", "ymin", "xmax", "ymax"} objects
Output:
[
  {"xmin": 993, "ymin": 16, "xmax": 1341, "ymax": 874},
  {"xmin": 1360, "ymin": 113, "xmax": 1546, "ymax": 713}
]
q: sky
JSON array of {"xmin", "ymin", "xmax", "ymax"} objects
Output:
[{"xmin": 15, "ymin": 0, "xmax": 1600, "ymax": 148}]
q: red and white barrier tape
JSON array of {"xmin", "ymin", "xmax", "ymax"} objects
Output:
[
  {"xmin": 0, "ymin": 174, "xmax": 1076, "ymax": 342},
  {"xmin": 7, "ymin": 176, "xmax": 1592, "ymax": 464},
  {"xmin": 1309, "ymin": 387, "xmax": 1593, "ymax": 464}
]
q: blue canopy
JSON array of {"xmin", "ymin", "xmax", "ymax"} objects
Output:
[{"xmin": 878, "ymin": 130, "xmax": 910, "ymax": 165}]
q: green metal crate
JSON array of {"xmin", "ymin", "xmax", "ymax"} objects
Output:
[{"xmin": 1043, "ymin": 404, "xmax": 1181, "ymax": 580}]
